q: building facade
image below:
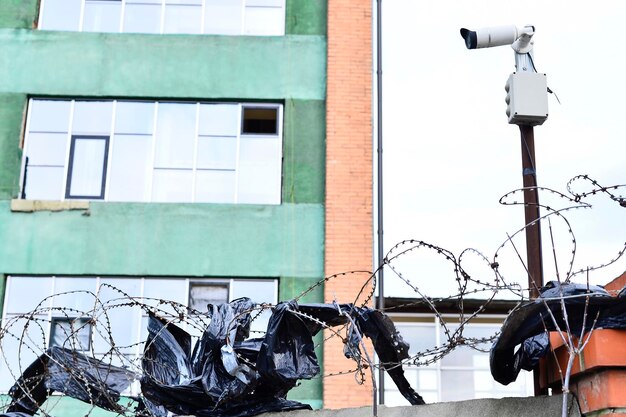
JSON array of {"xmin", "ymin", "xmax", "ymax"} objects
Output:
[{"xmin": 0, "ymin": 0, "xmax": 375, "ymax": 413}]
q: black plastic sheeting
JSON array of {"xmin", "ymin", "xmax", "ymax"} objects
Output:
[
  {"xmin": 5, "ymin": 346, "xmax": 135, "ymax": 415},
  {"xmin": 490, "ymin": 281, "xmax": 626, "ymax": 385},
  {"xmin": 5, "ymin": 298, "xmax": 424, "ymax": 417}
]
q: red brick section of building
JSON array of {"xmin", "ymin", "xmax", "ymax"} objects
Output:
[{"xmin": 324, "ymin": 0, "xmax": 374, "ymax": 410}]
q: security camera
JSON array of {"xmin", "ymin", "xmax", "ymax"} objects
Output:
[{"xmin": 460, "ymin": 25, "xmax": 535, "ymax": 53}]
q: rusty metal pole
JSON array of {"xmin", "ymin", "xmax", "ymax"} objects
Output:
[
  {"xmin": 519, "ymin": 125, "xmax": 547, "ymax": 396},
  {"xmin": 519, "ymin": 125, "xmax": 544, "ymax": 298}
]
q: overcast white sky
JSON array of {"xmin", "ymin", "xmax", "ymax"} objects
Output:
[{"xmin": 379, "ymin": 1, "xmax": 626, "ymax": 298}]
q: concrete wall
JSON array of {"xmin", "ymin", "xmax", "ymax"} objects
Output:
[
  {"xmin": 0, "ymin": 0, "xmax": 328, "ymax": 408},
  {"xmin": 264, "ymin": 395, "xmax": 581, "ymax": 417}
]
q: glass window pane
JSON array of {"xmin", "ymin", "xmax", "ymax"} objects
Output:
[
  {"xmin": 24, "ymin": 166, "xmax": 65, "ymax": 200},
  {"xmin": 29, "ymin": 100, "xmax": 71, "ymax": 132},
  {"xmin": 83, "ymin": 0, "xmax": 122, "ymax": 32},
  {"xmin": 124, "ymin": 3, "xmax": 162, "ymax": 33},
  {"xmin": 237, "ymin": 137, "xmax": 281, "ymax": 204},
  {"xmin": 166, "ymin": 0, "xmax": 201, "ymax": 4},
  {"xmin": 52, "ymin": 277, "xmax": 98, "ymax": 311},
  {"xmin": 383, "ymin": 390, "xmax": 410, "ymax": 407},
  {"xmin": 189, "ymin": 283, "xmax": 229, "ymax": 312},
  {"xmin": 195, "ymin": 170, "xmax": 235, "ymax": 203},
  {"xmin": 67, "ymin": 137, "xmax": 108, "ymax": 199},
  {"xmin": 163, "ymin": 4, "xmax": 202, "ymax": 34},
  {"xmin": 197, "ymin": 136, "xmax": 237, "ymax": 170},
  {"xmin": 441, "ymin": 325, "xmax": 498, "ymax": 367},
  {"xmin": 151, "ymin": 168, "xmax": 193, "ymax": 202},
  {"xmin": 154, "ymin": 103, "xmax": 196, "ymax": 169},
  {"xmin": 143, "ymin": 278, "xmax": 188, "ymax": 316},
  {"xmin": 50, "ymin": 317, "xmax": 92, "ymax": 350},
  {"xmin": 396, "ymin": 324, "xmax": 437, "ymax": 360},
  {"xmin": 40, "ymin": 0, "xmax": 81, "ymax": 31},
  {"xmin": 231, "ymin": 279, "xmax": 276, "ymax": 303},
  {"xmin": 246, "ymin": 0, "xmax": 282, "ymax": 6},
  {"xmin": 0, "ymin": 316, "xmax": 48, "ymax": 392},
  {"xmin": 441, "ymin": 370, "xmax": 476, "ymax": 402},
  {"xmin": 5, "ymin": 277, "xmax": 54, "ymax": 313},
  {"xmin": 115, "ymin": 102, "xmax": 154, "ymax": 134},
  {"xmin": 231, "ymin": 279, "xmax": 276, "ymax": 337},
  {"xmin": 198, "ymin": 104, "xmax": 239, "ymax": 136},
  {"xmin": 418, "ymin": 369, "xmax": 438, "ymax": 390},
  {"xmin": 99, "ymin": 278, "xmax": 143, "ymax": 301},
  {"xmin": 93, "ymin": 278, "xmax": 143, "ymax": 354},
  {"xmin": 473, "ymin": 369, "xmax": 493, "ymax": 392},
  {"xmin": 73, "ymin": 101, "xmax": 114, "ymax": 134},
  {"xmin": 26, "ymin": 133, "xmax": 68, "ymax": 166},
  {"xmin": 143, "ymin": 278, "xmax": 188, "ymax": 304},
  {"xmin": 108, "ymin": 134, "xmax": 152, "ymax": 202},
  {"xmin": 244, "ymin": 6, "xmax": 284, "ymax": 36},
  {"xmin": 204, "ymin": 0, "xmax": 243, "ymax": 35}
]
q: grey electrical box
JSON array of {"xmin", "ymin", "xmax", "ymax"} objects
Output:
[{"xmin": 504, "ymin": 72, "xmax": 549, "ymax": 126}]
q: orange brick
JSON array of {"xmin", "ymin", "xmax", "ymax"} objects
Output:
[{"xmin": 573, "ymin": 370, "xmax": 626, "ymax": 414}]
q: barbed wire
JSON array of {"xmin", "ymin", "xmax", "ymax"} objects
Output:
[{"xmin": 0, "ymin": 175, "xmax": 624, "ymax": 416}]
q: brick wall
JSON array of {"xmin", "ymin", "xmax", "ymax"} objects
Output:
[{"xmin": 324, "ymin": 0, "xmax": 373, "ymax": 409}]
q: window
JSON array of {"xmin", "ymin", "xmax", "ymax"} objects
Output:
[
  {"xmin": 242, "ymin": 107, "xmax": 278, "ymax": 134},
  {"xmin": 0, "ymin": 275, "xmax": 278, "ymax": 393},
  {"xmin": 38, "ymin": 0, "xmax": 285, "ymax": 36},
  {"xmin": 66, "ymin": 135, "xmax": 109, "ymax": 199},
  {"xmin": 382, "ymin": 316, "xmax": 533, "ymax": 405},
  {"xmin": 50, "ymin": 317, "xmax": 92, "ymax": 350},
  {"xmin": 188, "ymin": 282, "xmax": 229, "ymax": 312},
  {"xmin": 21, "ymin": 99, "xmax": 283, "ymax": 205}
]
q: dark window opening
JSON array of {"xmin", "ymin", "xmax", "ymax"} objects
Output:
[{"xmin": 242, "ymin": 107, "xmax": 278, "ymax": 135}]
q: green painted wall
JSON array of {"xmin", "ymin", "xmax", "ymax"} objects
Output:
[
  {"xmin": 0, "ymin": 0, "xmax": 39, "ymax": 29},
  {"xmin": 283, "ymin": 99, "xmax": 326, "ymax": 204},
  {"xmin": 0, "ymin": 94, "xmax": 23, "ymax": 199},
  {"xmin": 0, "ymin": 30, "xmax": 326, "ymax": 101},
  {"xmin": 286, "ymin": 0, "xmax": 327, "ymax": 36},
  {"xmin": 280, "ymin": 276, "xmax": 324, "ymax": 406},
  {"xmin": 0, "ymin": 201, "xmax": 324, "ymax": 277},
  {"xmin": 0, "ymin": 0, "xmax": 328, "ymax": 409}
]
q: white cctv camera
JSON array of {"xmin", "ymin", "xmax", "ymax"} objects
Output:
[{"xmin": 460, "ymin": 25, "xmax": 535, "ymax": 53}]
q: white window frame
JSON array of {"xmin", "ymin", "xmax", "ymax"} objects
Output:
[
  {"xmin": 20, "ymin": 99, "xmax": 283, "ymax": 205},
  {"xmin": 37, "ymin": 0, "xmax": 286, "ymax": 36}
]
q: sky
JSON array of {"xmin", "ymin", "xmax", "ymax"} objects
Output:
[{"xmin": 380, "ymin": 1, "xmax": 626, "ymax": 299}]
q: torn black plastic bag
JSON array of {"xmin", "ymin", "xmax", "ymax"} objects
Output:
[
  {"xmin": 491, "ymin": 281, "xmax": 626, "ymax": 385},
  {"xmin": 257, "ymin": 301, "xmax": 319, "ymax": 390},
  {"xmin": 353, "ymin": 308, "xmax": 425, "ymax": 405},
  {"xmin": 6, "ymin": 346, "xmax": 135, "ymax": 415},
  {"xmin": 141, "ymin": 298, "xmax": 312, "ymax": 417},
  {"xmin": 297, "ymin": 303, "xmax": 425, "ymax": 405},
  {"xmin": 141, "ymin": 302, "xmax": 256, "ymax": 417}
]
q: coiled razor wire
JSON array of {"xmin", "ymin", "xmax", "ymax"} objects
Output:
[{"xmin": 0, "ymin": 175, "xmax": 623, "ymax": 415}]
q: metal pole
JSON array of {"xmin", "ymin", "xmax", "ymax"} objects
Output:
[
  {"xmin": 519, "ymin": 125, "xmax": 547, "ymax": 396},
  {"xmin": 376, "ymin": 0, "xmax": 385, "ymax": 405},
  {"xmin": 519, "ymin": 125, "xmax": 543, "ymax": 297}
]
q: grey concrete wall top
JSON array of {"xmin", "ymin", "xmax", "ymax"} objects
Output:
[{"xmin": 262, "ymin": 395, "xmax": 580, "ymax": 417}]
